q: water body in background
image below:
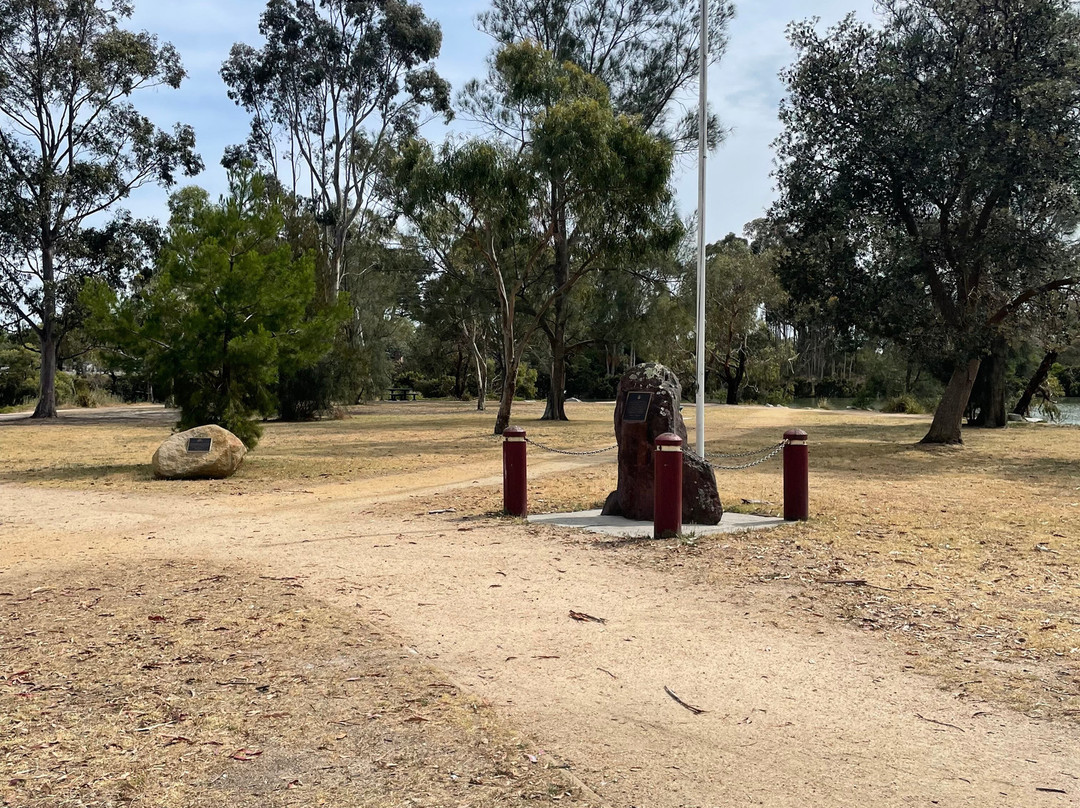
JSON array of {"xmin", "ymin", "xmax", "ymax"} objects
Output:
[{"xmin": 1057, "ymin": 398, "xmax": 1080, "ymax": 425}]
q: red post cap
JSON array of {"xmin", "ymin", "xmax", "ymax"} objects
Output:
[
  {"xmin": 503, "ymin": 426, "xmax": 526, "ymax": 438},
  {"xmin": 655, "ymin": 432, "xmax": 683, "ymax": 449},
  {"xmin": 784, "ymin": 428, "xmax": 808, "ymax": 441}
]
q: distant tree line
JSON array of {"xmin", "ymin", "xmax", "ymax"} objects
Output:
[{"xmin": 2, "ymin": 0, "xmax": 1080, "ymax": 445}]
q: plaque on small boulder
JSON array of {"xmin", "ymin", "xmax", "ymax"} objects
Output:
[
  {"xmin": 623, "ymin": 391, "xmax": 652, "ymax": 422},
  {"xmin": 601, "ymin": 363, "xmax": 723, "ymax": 525},
  {"xmin": 153, "ymin": 425, "xmax": 246, "ymax": 480}
]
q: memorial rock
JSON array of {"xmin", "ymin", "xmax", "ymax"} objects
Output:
[
  {"xmin": 153, "ymin": 424, "xmax": 247, "ymax": 480},
  {"xmin": 601, "ymin": 363, "xmax": 723, "ymax": 524}
]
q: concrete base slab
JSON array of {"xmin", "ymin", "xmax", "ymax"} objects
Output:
[{"xmin": 527, "ymin": 508, "xmax": 786, "ymax": 537}]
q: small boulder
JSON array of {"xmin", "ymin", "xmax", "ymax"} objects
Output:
[{"xmin": 153, "ymin": 425, "xmax": 247, "ymax": 480}]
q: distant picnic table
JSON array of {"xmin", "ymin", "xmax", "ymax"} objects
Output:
[{"xmin": 387, "ymin": 387, "xmax": 419, "ymax": 401}]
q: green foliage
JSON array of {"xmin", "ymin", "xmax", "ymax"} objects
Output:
[
  {"xmin": 882, "ymin": 394, "xmax": 926, "ymax": 415},
  {"xmin": 476, "ymin": 0, "xmax": 734, "ymax": 150},
  {"xmin": 0, "ymin": 339, "xmax": 37, "ymax": 406},
  {"xmin": 454, "ymin": 39, "xmax": 685, "ymax": 422},
  {"xmin": 85, "ymin": 170, "xmax": 340, "ymax": 447},
  {"xmin": 1053, "ymin": 363, "xmax": 1080, "ymax": 397},
  {"xmin": 53, "ymin": 371, "xmax": 76, "ymax": 406},
  {"xmin": 1037, "ymin": 375, "xmax": 1066, "ymax": 421},
  {"xmin": 773, "ymin": 0, "xmax": 1080, "ymax": 442},
  {"xmin": 399, "ymin": 42, "xmax": 680, "ymax": 433},
  {"xmin": 221, "ymin": 0, "xmax": 450, "ymax": 302},
  {"xmin": 0, "ymin": 0, "xmax": 201, "ymax": 416},
  {"xmin": 684, "ymin": 234, "xmax": 788, "ymax": 403},
  {"xmin": 514, "ymin": 363, "xmax": 538, "ymax": 400},
  {"xmin": 738, "ymin": 325, "xmax": 795, "ymax": 405}
]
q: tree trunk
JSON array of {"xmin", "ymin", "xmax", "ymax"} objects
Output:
[
  {"xmin": 32, "ymin": 245, "xmax": 58, "ymax": 419},
  {"xmin": 33, "ymin": 330, "xmax": 59, "ymax": 418},
  {"xmin": 541, "ymin": 324, "xmax": 568, "ymax": 421},
  {"xmin": 968, "ymin": 339, "xmax": 1008, "ymax": 428},
  {"xmin": 726, "ymin": 343, "xmax": 747, "ymax": 405},
  {"xmin": 921, "ymin": 357, "xmax": 981, "ymax": 444},
  {"xmin": 494, "ymin": 355, "xmax": 520, "ymax": 435},
  {"xmin": 452, "ymin": 348, "xmax": 466, "ymax": 399},
  {"xmin": 1013, "ymin": 350, "xmax": 1057, "ymax": 417},
  {"xmin": 493, "ymin": 293, "xmax": 518, "ymax": 435},
  {"xmin": 542, "ymin": 185, "xmax": 571, "ymax": 422},
  {"xmin": 474, "ymin": 350, "xmax": 487, "ymax": 412}
]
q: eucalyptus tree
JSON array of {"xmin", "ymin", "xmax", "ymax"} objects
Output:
[
  {"xmin": 221, "ymin": 0, "xmax": 451, "ymax": 305},
  {"xmin": 398, "ymin": 43, "xmax": 679, "ymax": 434},
  {"xmin": 414, "ymin": 262, "xmax": 498, "ymax": 409},
  {"xmin": 774, "ymin": 0, "xmax": 1080, "ymax": 444},
  {"xmin": 476, "ymin": 0, "xmax": 733, "ymax": 149},
  {"xmin": 468, "ymin": 0, "xmax": 733, "ymax": 421},
  {"xmin": 689, "ymin": 234, "xmax": 785, "ymax": 404},
  {"xmin": 0, "ymin": 0, "xmax": 201, "ymax": 417}
]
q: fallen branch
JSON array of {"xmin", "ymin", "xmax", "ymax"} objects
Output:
[
  {"xmin": 569, "ymin": 610, "xmax": 606, "ymax": 624},
  {"xmin": 816, "ymin": 578, "xmax": 896, "ymax": 591},
  {"xmin": 665, "ymin": 686, "xmax": 707, "ymax": 715},
  {"xmin": 914, "ymin": 713, "xmax": 965, "ymax": 732}
]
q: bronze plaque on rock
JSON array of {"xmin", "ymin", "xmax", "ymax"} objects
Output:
[
  {"xmin": 623, "ymin": 392, "xmax": 652, "ymax": 423},
  {"xmin": 186, "ymin": 437, "xmax": 212, "ymax": 453}
]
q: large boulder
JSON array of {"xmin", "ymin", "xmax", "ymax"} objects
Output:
[
  {"xmin": 153, "ymin": 425, "xmax": 247, "ymax": 480},
  {"xmin": 601, "ymin": 363, "xmax": 723, "ymax": 524}
]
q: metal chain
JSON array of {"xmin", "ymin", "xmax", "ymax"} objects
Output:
[
  {"xmin": 687, "ymin": 440, "xmax": 787, "ymax": 471},
  {"xmin": 490, "ymin": 433, "xmax": 786, "ymax": 467},
  {"xmin": 523, "ymin": 437, "xmax": 619, "ymax": 456},
  {"xmin": 705, "ymin": 442, "xmax": 787, "ymax": 459}
]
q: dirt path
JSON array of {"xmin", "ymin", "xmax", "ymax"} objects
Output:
[{"xmin": 2, "ymin": 467, "xmax": 1077, "ymax": 807}]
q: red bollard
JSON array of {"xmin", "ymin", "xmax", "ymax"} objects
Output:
[
  {"xmin": 503, "ymin": 426, "xmax": 527, "ymax": 517},
  {"xmin": 783, "ymin": 428, "xmax": 809, "ymax": 521},
  {"xmin": 654, "ymin": 432, "xmax": 683, "ymax": 538}
]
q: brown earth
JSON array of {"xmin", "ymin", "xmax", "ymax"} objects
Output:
[{"xmin": 1, "ymin": 401, "xmax": 1079, "ymax": 807}]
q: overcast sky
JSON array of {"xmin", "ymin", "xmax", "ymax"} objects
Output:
[{"xmin": 127, "ymin": 0, "xmax": 879, "ymax": 242}]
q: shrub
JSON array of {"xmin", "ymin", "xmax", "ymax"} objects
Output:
[{"xmin": 882, "ymin": 394, "xmax": 925, "ymax": 414}]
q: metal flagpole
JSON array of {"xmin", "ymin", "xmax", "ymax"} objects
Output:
[{"xmin": 695, "ymin": 0, "xmax": 708, "ymax": 457}]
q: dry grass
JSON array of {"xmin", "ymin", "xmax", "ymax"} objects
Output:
[
  {"xmin": 525, "ymin": 406, "xmax": 1080, "ymax": 722},
  {"xmin": 2, "ymin": 399, "xmax": 1078, "ymax": 731},
  {"xmin": 0, "ymin": 561, "xmax": 588, "ymax": 807}
]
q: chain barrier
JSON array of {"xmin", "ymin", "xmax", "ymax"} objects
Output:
[
  {"xmin": 490, "ymin": 431, "xmax": 785, "ymax": 467},
  {"xmin": 523, "ymin": 437, "xmax": 618, "ymax": 456},
  {"xmin": 705, "ymin": 443, "xmax": 785, "ymax": 459},
  {"xmin": 688, "ymin": 440, "xmax": 787, "ymax": 471}
]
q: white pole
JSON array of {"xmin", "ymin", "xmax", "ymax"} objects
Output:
[{"xmin": 695, "ymin": 0, "xmax": 708, "ymax": 457}]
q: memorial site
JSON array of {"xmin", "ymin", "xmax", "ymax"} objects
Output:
[{"xmin": 2, "ymin": 0, "xmax": 1080, "ymax": 806}]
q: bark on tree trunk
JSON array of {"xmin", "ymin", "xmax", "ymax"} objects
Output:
[
  {"xmin": 541, "ymin": 183, "xmax": 570, "ymax": 422},
  {"xmin": 726, "ymin": 344, "xmax": 747, "ymax": 405},
  {"xmin": 473, "ymin": 350, "xmax": 487, "ymax": 412},
  {"xmin": 1013, "ymin": 350, "xmax": 1057, "ymax": 417},
  {"xmin": 452, "ymin": 349, "xmax": 466, "ymax": 399},
  {"xmin": 542, "ymin": 324, "xmax": 568, "ymax": 421},
  {"xmin": 968, "ymin": 339, "xmax": 1008, "ymax": 428},
  {"xmin": 32, "ymin": 330, "xmax": 59, "ymax": 418},
  {"xmin": 494, "ymin": 359, "xmax": 518, "ymax": 435},
  {"xmin": 920, "ymin": 357, "xmax": 981, "ymax": 444},
  {"xmin": 32, "ymin": 245, "xmax": 58, "ymax": 419},
  {"xmin": 493, "ymin": 295, "xmax": 518, "ymax": 435}
]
